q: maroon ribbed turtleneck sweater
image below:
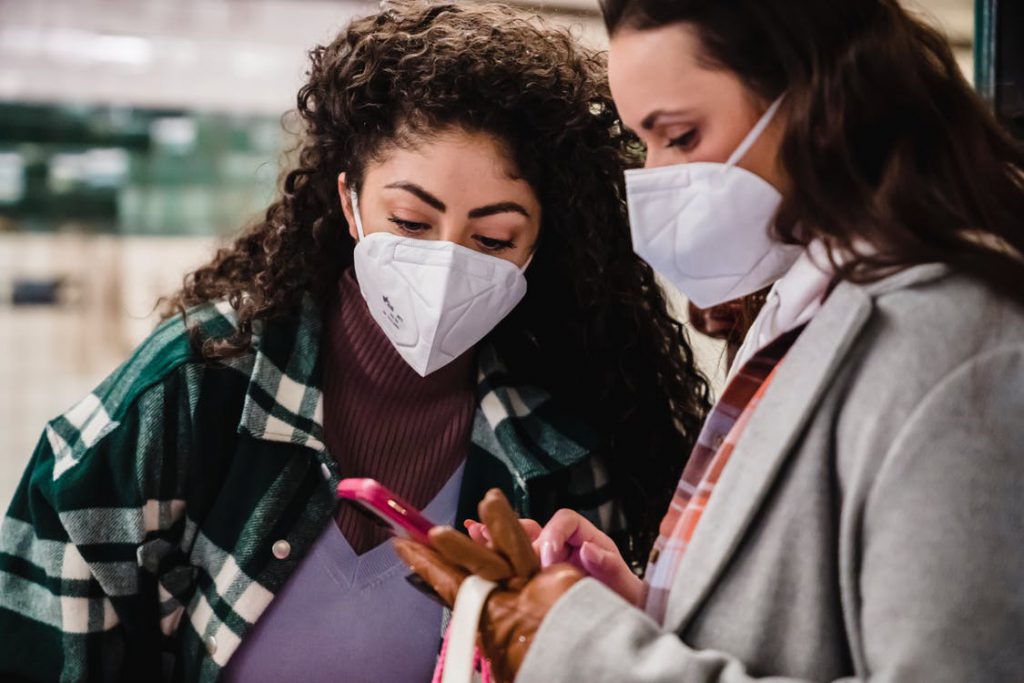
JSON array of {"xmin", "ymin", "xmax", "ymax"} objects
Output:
[{"xmin": 323, "ymin": 268, "xmax": 476, "ymax": 554}]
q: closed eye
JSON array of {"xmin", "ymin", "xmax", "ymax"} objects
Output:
[
  {"xmin": 388, "ymin": 217, "xmax": 430, "ymax": 234},
  {"xmin": 473, "ymin": 235, "xmax": 516, "ymax": 252},
  {"xmin": 666, "ymin": 129, "xmax": 698, "ymax": 151}
]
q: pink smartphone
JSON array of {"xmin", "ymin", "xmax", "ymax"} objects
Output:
[{"xmin": 336, "ymin": 478, "xmax": 436, "ymax": 545}]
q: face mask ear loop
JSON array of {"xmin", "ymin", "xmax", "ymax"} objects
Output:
[
  {"xmin": 520, "ymin": 251, "xmax": 535, "ymax": 274},
  {"xmin": 724, "ymin": 96, "xmax": 785, "ymax": 170},
  {"xmin": 350, "ymin": 189, "xmax": 367, "ymax": 241}
]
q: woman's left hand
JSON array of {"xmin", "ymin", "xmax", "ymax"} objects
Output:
[{"xmin": 394, "ymin": 489, "xmax": 583, "ymax": 683}]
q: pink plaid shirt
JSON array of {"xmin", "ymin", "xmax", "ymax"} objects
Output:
[{"xmin": 644, "ymin": 327, "xmax": 802, "ymax": 624}]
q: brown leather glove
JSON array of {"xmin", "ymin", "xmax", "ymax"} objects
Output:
[{"xmin": 394, "ymin": 489, "xmax": 583, "ymax": 683}]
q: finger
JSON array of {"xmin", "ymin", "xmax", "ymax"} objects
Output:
[
  {"xmin": 539, "ymin": 539, "xmax": 573, "ymax": 568},
  {"xmin": 428, "ymin": 526, "xmax": 513, "ymax": 582},
  {"xmin": 469, "ymin": 519, "xmax": 540, "ymax": 546},
  {"xmin": 533, "ymin": 509, "xmax": 583, "ymax": 563},
  {"xmin": 393, "ymin": 538, "xmax": 466, "ymax": 606},
  {"xmin": 535, "ymin": 509, "xmax": 608, "ymax": 560},
  {"xmin": 478, "ymin": 489, "xmax": 539, "ymax": 578},
  {"xmin": 579, "ymin": 541, "xmax": 644, "ymax": 606},
  {"xmin": 519, "ymin": 519, "xmax": 542, "ymax": 542},
  {"xmin": 578, "ymin": 541, "xmax": 618, "ymax": 578}
]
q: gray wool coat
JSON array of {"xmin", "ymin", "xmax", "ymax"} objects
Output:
[{"xmin": 518, "ymin": 264, "xmax": 1024, "ymax": 683}]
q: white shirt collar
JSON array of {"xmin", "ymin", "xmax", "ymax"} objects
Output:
[{"xmin": 728, "ymin": 240, "xmax": 834, "ymax": 379}]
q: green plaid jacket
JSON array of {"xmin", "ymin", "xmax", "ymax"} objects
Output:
[{"xmin": 0, "ymin": 296, "xmax": 618, "ymax": 682}]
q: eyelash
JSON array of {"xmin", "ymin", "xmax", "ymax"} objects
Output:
[
  {"xmin": 666, "ymin": 129, "xmax": 698, "ymax": 150},
  {"xmin": 388, "ymin": 217, "xmax": 515, "ymax": 252},
  {"xmin": 473, "ymin": 236, "xmax": 516, "ymax": 252},
  {"xmin": 388, "ymin": 217, "xmax": 429, "ymax": 233}
]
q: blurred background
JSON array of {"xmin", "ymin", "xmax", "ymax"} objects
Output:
[{"xmin": 0, "ymin": 0, "xmax": 983, "ymax": 508}]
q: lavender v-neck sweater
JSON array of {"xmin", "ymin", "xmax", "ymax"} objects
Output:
[
  {"xmin": 222, "ymin": 464, "xmax": 464, "ymax": 682},
  {"xmin": 224, "ymin": 271, "xmax": 475, "ymax": 681}
]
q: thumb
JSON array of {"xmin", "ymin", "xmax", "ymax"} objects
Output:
[
  {"xmin": 578, "ymin": 541, "xmax": 642, "ymax": 604},
  {"xmin": 393, "ymin": 538, "xmax": 467, "ymax": 607},
  {"xmin": 578, "ymin": 540, "xmax": 617, "ymax": 577}
]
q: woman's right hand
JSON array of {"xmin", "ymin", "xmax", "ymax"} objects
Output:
[{"xmin": 466, "ymin": 509, "xmax": 645, "ymax": 607}]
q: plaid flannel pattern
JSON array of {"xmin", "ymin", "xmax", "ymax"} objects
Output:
[
  {"xmin": 643, "ymin": 327, "xmax": 802, "ymax": 624},
  {"xmin": 0, "ymin": 294, "xmax": 613, "ymax": 682}
]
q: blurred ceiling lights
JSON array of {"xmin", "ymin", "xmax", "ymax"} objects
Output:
[{"xmin": 0, "ymin": 0, "xmax": 975, "ymax": 114}]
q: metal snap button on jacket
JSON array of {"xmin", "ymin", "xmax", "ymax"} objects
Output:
[{"xmin": 272, "ymin": 539, "xmax": 291, "ymax": 560}]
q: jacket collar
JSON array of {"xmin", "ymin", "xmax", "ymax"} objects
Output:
[
  {"xmin": 235, "ymin": 295, "xmax": 595, "ymax": 479},
  {"xmin": 236, "ymin": 295, "xmax": 327, "ymax": 452},
  {"xmin": 662, "ymin": 263, "xmax": 950, "ymax": 632}
]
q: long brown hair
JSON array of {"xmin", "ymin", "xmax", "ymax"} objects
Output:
[
  {"xmin": 602, "ymin": 0, "xmax": 1024, "ymax": 304},
  {"xmin": 165, "ymin": 1, "xmax": 711, "ymax": 563}
]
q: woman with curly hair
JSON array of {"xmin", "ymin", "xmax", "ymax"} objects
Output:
[{"xmin": 0, "ymin": 2, "xmax": 709, "ymax": 681}]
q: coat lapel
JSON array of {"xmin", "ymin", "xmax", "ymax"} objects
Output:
[{"xmin": 662, "ymin": 280, "xmax": 874, "ymax": 632}]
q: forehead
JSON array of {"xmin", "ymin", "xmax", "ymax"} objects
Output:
[
  {"xmin": 607, "ymin": 24, "xmax": 743, "ymax": 128},
  {"xmin": 362, "ymin": 127, "xmax": 539, "ymax": 209},
  {"xmin": 368, "ymin": 128, "xmax": 519, "ymax": 183}
]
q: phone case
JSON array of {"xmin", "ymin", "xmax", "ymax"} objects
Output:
[{"xmin": 336, "ymin": 478, "xmax": 436, "ymax": 545}]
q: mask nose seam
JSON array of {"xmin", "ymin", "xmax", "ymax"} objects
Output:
[{"xmin": 353, "ymin": 232, "xmax": 528, "ymax": 376}]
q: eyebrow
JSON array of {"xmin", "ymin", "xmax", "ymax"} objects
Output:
[
  {"xmin": 468, "ymin": 202, "xmax": 530, "ymax": 219},
  {"xmin": 384, "ymin": 182, "xmax": 446, "ymax": 212},
  {"xmin": 385, "ymin": 181, "xmax": 529, "ymax": 219}
]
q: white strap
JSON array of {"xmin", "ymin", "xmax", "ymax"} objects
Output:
[
  {"xmin": 350, "ymin": 189, "xmax": 366, "ymax": 240},
  {"xmin": 725, "ymin": 96, "xmax": 784, "ymax": 168},
  {"xmin": 442, "ymin": 575, "xmax": 500, "ymax": 683}
]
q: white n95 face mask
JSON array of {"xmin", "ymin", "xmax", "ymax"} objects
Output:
[
  {"xmin": 625, "ymin": 98, "xmax": 802, "ymax": 309},
  {"xmin": 349, "ymin": 191, "xmax": 528, "ymax": 377}
]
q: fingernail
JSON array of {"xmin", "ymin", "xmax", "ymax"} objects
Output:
[
  {"xmin": 540, "ymin": 541, "xmax": 556, "ymax": 567},
  {"xmin": 580, "ymin": 541, "xmax": 601, "ymax": 567}
]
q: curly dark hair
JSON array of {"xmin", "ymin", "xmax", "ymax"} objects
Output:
[{"xmin": 164, "ymin": 0, "xmax": 710, "ymax": 564}]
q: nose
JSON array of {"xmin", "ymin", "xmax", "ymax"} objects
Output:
[
  {"xmin": 436, "ymin": 220, "xmax": 472, "ymax": 249},
  {"xmin": 643, "ymin": 147, "xmax": 676, "ymax": 170}
]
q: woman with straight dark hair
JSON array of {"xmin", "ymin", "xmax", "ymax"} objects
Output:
[{"xmin": 397, "ymin": 1, "xmax": 1024, "ymax": 681}]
